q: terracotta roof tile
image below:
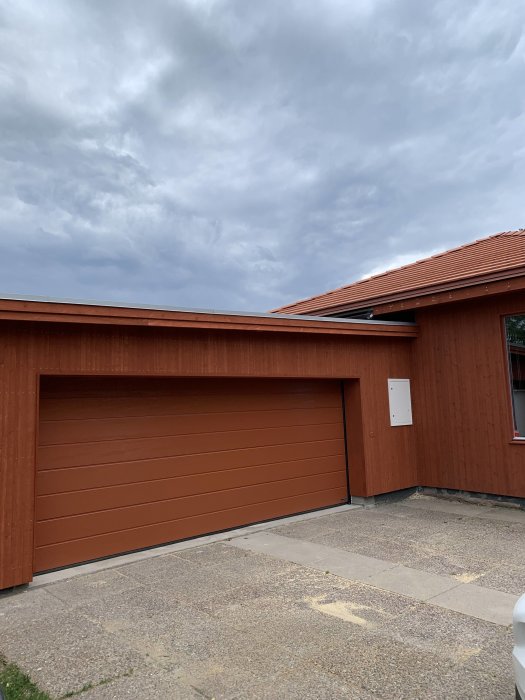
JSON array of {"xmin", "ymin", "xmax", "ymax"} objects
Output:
[{"xmin": 274, "ymin": 229, "xmax": 525, "ymax": 315}]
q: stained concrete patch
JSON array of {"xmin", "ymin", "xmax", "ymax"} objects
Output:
[
  {"xmin": 305, "ymin": 594, "xmax": 375, "ymax": 627},
  {"xmin": 298, "ymin": 577, "xmax": 418, "ymax": 629}
]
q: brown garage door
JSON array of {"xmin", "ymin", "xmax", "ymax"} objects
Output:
[{"xmin": 35, "ymin": 376, "xmax": 349, "ymax": 572}]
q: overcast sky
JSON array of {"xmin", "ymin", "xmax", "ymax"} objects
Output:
[{"xmin": 1, "ymin": 0, "xmax": 524, "ymax": 312}]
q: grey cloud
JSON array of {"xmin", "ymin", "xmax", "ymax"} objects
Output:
[{"xmin": 0, "ymin": 0, "xmax": 524, "ymax": 311}]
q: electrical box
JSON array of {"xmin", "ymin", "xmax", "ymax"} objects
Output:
[{"xmin": 387, "ymin": 379, "xmax": 413, "ymax": 426}]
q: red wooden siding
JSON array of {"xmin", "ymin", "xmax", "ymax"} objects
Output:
[
  {"xmin": 412, "ymin": 291, "xmax": 525, "ymax": 497},
  {"xmin": 0, "ymin": 321, "xmax": 417, "ymax": 588}
]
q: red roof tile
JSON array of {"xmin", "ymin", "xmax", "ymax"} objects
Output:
[{"xmin": 274, "ymin": 229, "xmax": 525, "ymax": 315}]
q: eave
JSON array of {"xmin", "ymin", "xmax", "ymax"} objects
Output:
[
  {"xmin": 372, "ymin": 273, "xmax": 525, "ymax": 316},
  {"xmin": 0, "ymin": 295, "xmax": 418, "ymax": 338},
  {"xmin": 291, "ymin": 269, "xmax": 525, "ymax": 318}
]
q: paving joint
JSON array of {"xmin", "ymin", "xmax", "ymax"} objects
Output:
[{"xmin": 228, "ymin": 531, "xmax": 518, "ymax": 626}]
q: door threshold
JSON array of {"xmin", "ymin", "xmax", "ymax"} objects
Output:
[{"xmin": 30, "ymin": 503, "xmax": 359, "ymax": 588}]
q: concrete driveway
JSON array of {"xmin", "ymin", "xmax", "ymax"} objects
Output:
[{"xmin": 0, "ymin": 494, "xmax": 522, "ymax": 699}]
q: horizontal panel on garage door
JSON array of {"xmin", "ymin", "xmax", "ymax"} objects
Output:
[{"xmin": 35, "ymin": 377, "xmax": 348, "ymax": 572}]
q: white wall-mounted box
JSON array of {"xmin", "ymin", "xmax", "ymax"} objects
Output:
[{"xmin": 388, "ymin": 379, "xmax": 413, "ymax": 426}]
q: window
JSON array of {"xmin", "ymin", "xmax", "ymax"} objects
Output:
[{"xmin": 505, "ymin": 314, "xmax": 525, "ymax": 438}]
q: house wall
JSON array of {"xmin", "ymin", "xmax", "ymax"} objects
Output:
[
  {"xmin": 0, "ymin": 320, "xmax": 417, "ymax": 589},
  {"xmin": 412, "ymin": 291, "xmax": 525, "ymax": 497}
]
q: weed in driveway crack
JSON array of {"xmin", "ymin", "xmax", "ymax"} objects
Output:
[{"xmin": 57, "ymin": 668, "xmax": 134, "ymax": 699}]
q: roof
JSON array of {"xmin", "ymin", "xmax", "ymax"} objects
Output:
[
  {"xmin": 274, "ymin": 229, "xmax": 525, "ymax": 316},
  {"xmin": 0, "ymin": 293, "xmax": 417, "ymax": 338}
]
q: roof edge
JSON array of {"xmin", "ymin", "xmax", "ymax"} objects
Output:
[
  {"xmin": 273, "ymin": 229, "xmax": 525, "ymax": 315},
  {"xmin": 277, "ymin": 266, "xmax": 525, "ymax": 317},
  {"xmin": 0, "ymin": 293, "xmax": 417, "ymax": 338}
]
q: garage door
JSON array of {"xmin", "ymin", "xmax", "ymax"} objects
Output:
[{"xmin": 35, "ymin": 377, "xmax": 349, "ymax": 572}]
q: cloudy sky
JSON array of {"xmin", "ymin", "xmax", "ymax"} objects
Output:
[{"xmin": 1, "ymin": 0, "xmax": 524, "ymax": 312}]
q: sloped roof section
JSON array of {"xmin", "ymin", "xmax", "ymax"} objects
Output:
[{"xmin": 274, "ymin": 230, "xmax": 525, "ymax": 315}]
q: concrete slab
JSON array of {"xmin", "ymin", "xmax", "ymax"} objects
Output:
[
  {"xmin": 306, "ymin": 624, "xmax": 473, "ymax": 700},
  {"xmin": 367, "ymin": 564, "xmax": 459, "ymax": 601},
  {"xmin": 316, "ymin": 531, "xmax": 424, "ymax": 567},
  {"xmin": 0, "ymin": 495, "xmax": 520, "ymax": 699},
  {"xmin": 81, "ymin": 670, "xmax": 203, "ymax": 699},
  {"xmin": 44, "ymin": 568, "xmax": 141, "ymax": 605},
  {"xmin": 309, "ymin": 548, "xmax": 397, "ymax": 579},
  {"xmin": 230, "ymin": 531, "xmax": 334, "ymax": 565},
  {"xmin": 430, "ymin": 582, "xmax": 518, "ymax": 626},
  {"xmin": 121, "ymin": 554, "xmax": 244, "ymax": 604},
  {"xmin": 229, "ymin": 532, "xmax": 438, "ymax": 591},
  {"xmin": 229, "ymin": 531, "xmax": 398, "ymax": 583},
  {"xmin": 247, "ymin": 660, "xmax": 373, "ymax": 700},
  {"xmin": 403, "ymin": 550, "xmax": 495, "ymax": 580},
  {"xmin": 275, "ymin": 496, "xmax": 525, "ymax": 596},
  {"xmin": 475, "ymin": 563, "xmax": 525, "ymax": 596},
  {"xmin": 115, "ymin": 552, "xmax": 202, "ymax": 586},
  {"xmin": 228, "ymin": 523, "xmax": 519, "ymax": 629},
  {"xmin": 0, "ymin": 587, "xmax": 67, "ymax": 630},
  {"xmin": 173, "ymin": 542, "xmax": 297, "ymax": 582},
  {"xmin": 0, "ymin": 611, "xmax": 145, "ymax": 698},
  {"xmin": 380, "ymin": 592, "xmax": 510, "ymax": 657},
  {"xmin": 269, "ymin": 516, "xmax": 339, "ymax": 541},
  {"xmin": 71, "ymin": 585, "xmax": 190, "ymax": 640}
]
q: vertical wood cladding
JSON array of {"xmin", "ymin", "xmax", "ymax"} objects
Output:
[
  {"xmin": 412, "ymin": 291, "xmax": 525, "ymax": 497},
  {"xmin": 0, "ymin": 321, "xmax": 416, "ymax": 588}
]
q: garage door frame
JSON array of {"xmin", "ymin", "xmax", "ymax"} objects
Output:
[{"xmin": 33, "ymin": 373, "xmax": 357, "ymax": 573}]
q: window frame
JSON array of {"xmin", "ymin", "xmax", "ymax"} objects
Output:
[{"xmin": 502, "ymin": 312, "xmax": 525, "ymax": 443}]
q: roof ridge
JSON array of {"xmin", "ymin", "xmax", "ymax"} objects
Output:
[{"xmin": 274, "ymin": 228, "xmax": 525, "ymax": 312}]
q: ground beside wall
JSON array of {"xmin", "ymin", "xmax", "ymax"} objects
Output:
[{"xmin": 0, "ymin": 494, "xmax": 519, "ymax": 699}]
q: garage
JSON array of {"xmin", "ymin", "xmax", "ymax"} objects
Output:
[{"xmin": 34, "ymin": 376, "xmax": 349, "ymax": 572}]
